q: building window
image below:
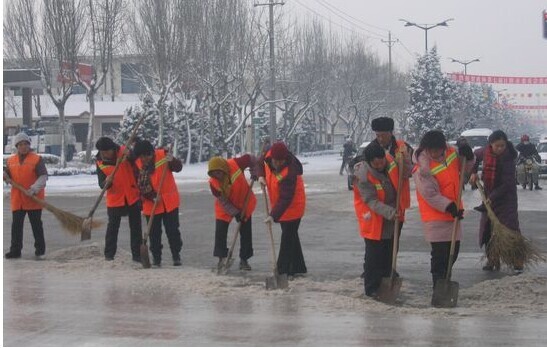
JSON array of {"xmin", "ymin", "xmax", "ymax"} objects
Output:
[
  {"xmin": 121, "ymin": 63, "xmax": 147, "ymax": 94},
  {"xmin": 101, "ymin": 122, "xmax": 119, "ymax": 137}
]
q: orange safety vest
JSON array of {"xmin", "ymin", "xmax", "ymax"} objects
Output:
[
  {"xmin": 264, "ymin": 151, "xmax": 306, "ymax": 221},
  {"xmin": 7, "ymin": 152, "xmax": 45, "ymax": 211},
  {"xmin": 209, "ymin": 158, "xmax": 257, "ymax": 222},
  {"xmin": 96, "ymin": 146, "xmax": 140, "ymax": 208},
  {"xmin": 416, "ymin": 147, "xmax": 462, "ymax": 222},
  {"xmin": 135, "ymin": 149, "xmax": 180, "ymax": 215},
  {"xmin": 353, "ymin": 155, "xmax": 405, "ymax": 241}
]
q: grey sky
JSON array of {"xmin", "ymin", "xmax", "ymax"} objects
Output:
[{"xmin": 288, "ymin": 0, "xmax": 547, "ymax": 77}]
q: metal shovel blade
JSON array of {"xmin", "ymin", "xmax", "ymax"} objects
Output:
[
  {"xmin": 376, "ymin": 276, "xmax": 403, "ymax": 304},
  {"xmin": 217, "ymin": 257, "xmax": 234, "ymax": 275},
  {"xmin": 265, "ymin": 273, "xmax": 289, "ymax": 290},
  {"xmin": 140, "ymin": 244, "xmax": 151, "ymax": 269},
  {"xmin": 431, "ymin": 279, "xmax": 459, "ymax": 308}
]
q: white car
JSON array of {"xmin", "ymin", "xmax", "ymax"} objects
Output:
[{"xmin": 537, "ymin": 139, "xmax": 547, "ymax": 174}]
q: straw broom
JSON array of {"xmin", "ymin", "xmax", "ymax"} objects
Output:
[
  {"xmin": 476, "ymin": 180, "xmax": 545, "ymax": 268},
  {"xmin": 8, "ymin": 179, "xmax": 102, "ymax": 235}
]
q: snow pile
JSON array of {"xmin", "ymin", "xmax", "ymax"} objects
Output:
[
  {"xmin": 20, "ymin": 243, "xmax": 546, "ymax": 318},
  {"xmin": 47, "ymin": 166, "xmax": 97, "ymax": 176}
]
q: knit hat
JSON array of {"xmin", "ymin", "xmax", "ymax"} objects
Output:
[
  {"xmin": 208, "ymin": 156, "xmax": 231, "ymax": 198},
  {"xmin": 13, "ymin": 132, "xmax": 31, "ymax": 147},
  {"xmin": 95, "ymin": 137, "xmax": 118, "ymax": 151},
  {"xmin": 371, "ymin": 117, "xmax": 394, "ymax": 132},
  {"xmin": 270, "ymin": 142, "xmax": 289, "ymax": 160},
  {"xmin": 419, "ymin": 130, "xmax": 446, "ymax": 150},
  {"xmin": 133, "ymin": 140, "xmax": 154, "ymax": 157},
  {"xmin": 364, "ymin": 142, "xmax": 386, "ymax": 163}
]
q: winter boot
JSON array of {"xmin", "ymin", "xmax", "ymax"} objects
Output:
[
  {"xmin": 152, "ymin": 255, "xmax": 162, "ymax": 267},
  {"xmin": 173, "ymin": 254, "xmax": 182, "ymax": 266},
  {"xmin": 5, "ymin": 250, "xmax": 21, "ymax": 259},
  {"xmin": 239, "ymin": 259, "xmax": 251, "ymax": 271},
  {"xmin": 535, "ymin": 184, "xmax": 543, "ymax": 190}
]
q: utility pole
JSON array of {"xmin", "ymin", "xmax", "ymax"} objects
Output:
[
  {"xmin": 255, "ymin": 0, "xmax": 284, "ymax": 142},
  {"xmin": 381, "ymin": 31, "xmax": 398, "ymax": 93}
]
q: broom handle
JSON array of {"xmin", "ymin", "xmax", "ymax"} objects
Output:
[
  {"xmin": 262, "ymin": 185, "xmax": 279, "ymax": 275},
  {"xmin": 390, "ymin": 153, "xmax": 404, "ymax": 278},
  {"xmin": 87, "ymin": 115, "xmax": 145, "ymax": 218},
  {"xmin": 446, "ymin": 156, "xmax": 467, "ymax": 280},
  {"xmin": 143, "ymin": 145, "xmax": 173, "ymax": 241},
  {"xmin": 475, "ymin": 181, "xmax": 496, "ymax": 217}
]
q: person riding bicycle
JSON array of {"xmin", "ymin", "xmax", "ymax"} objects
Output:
[
  {"xmin": 340, "ymin": 137, "xmax": 357, "ymax": 175},
  {"xmin": 515, "ymin": 134, "xmax": 542, "ymax": 190}
]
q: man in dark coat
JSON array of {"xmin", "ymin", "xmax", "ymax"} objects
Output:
[{"xmin": 515, "ymin": 134, "xmax": 542, "ymax": 190}]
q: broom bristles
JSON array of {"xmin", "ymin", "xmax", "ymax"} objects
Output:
[
  {"xmin": 477, "ymin": 181, "xmax": 546, "ymax": 268},
  {"xmin": 44, "ymin": 203, "xmax": 102, "ymax": 235}
]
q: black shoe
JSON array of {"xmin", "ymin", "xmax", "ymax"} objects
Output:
[
  {"xmin": 152, "ymin": 257, "xmax": 161, "ymax": 267},
  {"xmin": 535, "ymin": 185, "xmax": 543, "ymax": 190},
  {"xmin": 5, "ymin": 251, "xmax": 21, "ymax": 259},
  {"xmin": 173, "ymin": 258, "xmax": 182, "ymax": 266},
  {"xmin": 474, "ymin": 204, "xmax": 487, "ymax": 213},
  {"xmin": 35, "ymin": 250, "xmax": 45, "ymax": 257},
  {"xmin": 105, "ymin": 256, "xmax": 114, "ymax": 261},
  {"xmin": 239, "ymin": 259, "xmax": 251, "ymax": 271}
]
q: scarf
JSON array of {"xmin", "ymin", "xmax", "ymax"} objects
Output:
[
  {"xmin": 208, "ymin": 157, "xmax": 231, "ymax": 199},
  {"xmin": 482, "ymin": 145, "xmax": 497, "ymax": 192},
  {"xmin": 138, "ymin": 161, "xmax": 156, "ymax": 201}
]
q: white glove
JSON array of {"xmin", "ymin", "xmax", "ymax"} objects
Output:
[
  {"xmin": 258, "ymin": 176, "xmax": 267, "ymax": 186},
  {"xmin": 362, "ymin": 212, "xmax": 371, "ymax": 221},
  {"xmin": 264, "ymin": 215, "xmax": 274, "ymax": 224}
]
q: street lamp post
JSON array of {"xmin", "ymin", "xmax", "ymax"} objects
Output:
[
  {"xmin": 449, "ymin": 57, "xmax": 480, "ymax": 75},
  {"xmin": 399, "ymin": 18, "xmax": 454, "ymax": 53}
]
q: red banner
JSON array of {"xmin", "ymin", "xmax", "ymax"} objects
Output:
[
  {"xmin": 57, "ymin": 62, "xmax": 93, "ymax": 85},
  {"xmin": 503, "ymin": 104, "xmax": 547, "ymax": 110},
  {"xmin": 448, "ymin": 73, "xmax": 547, "ymax": 84}
]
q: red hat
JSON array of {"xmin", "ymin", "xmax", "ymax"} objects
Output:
[{"xmin": 270, "ymin": 142, "xmax": 289, "ymax": 160}]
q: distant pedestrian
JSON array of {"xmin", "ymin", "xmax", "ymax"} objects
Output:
[
  {"xmin": 207, "ymin": 155, "xmax": 257, "ymax": 270},
  {"xmin": 258, "ymin": 142, "xmax": 307, "ymax": 277},
  {"xmin": 413, "ymin": 130, "xmax": 475, "ymax": 288},
  {"xmin": 4, "ymin": 133, "xmax": 48, "ymax": 259},
  {"xmin": 340, "ymin": 137, "xmax": 357, "ymax": 175},
  {"xmin": 134, "ymin": 140, "xmax": 183, "ymax": 267},
  {"xmin": 95, "ymin": 137, "xmax": 142, "ymax": 262}
]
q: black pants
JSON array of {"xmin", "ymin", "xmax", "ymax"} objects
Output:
[
  {"xmin": 278, "ymin": 219, "xmax": 307, "ymax": 276},
  {"xmin": 213, "ymin": 218, "xmax": 253, "ymax": 260},
  {"xmin": 104, "ymin": 202, "xmax": 142, "ymax": 259},
  {"xmin": 10, "ymin": 209, "xmax": 45, "ymax": 256},
  {"xmin": 145, "ymin": 208, "xmax": 183, "ymax": 262},
  {"xmin": 430, "ymin": 241, "xmax": 460, "ymax": 287},
  {"xmin": 363, "ymin": 238, "xmax": 393, "ymax": 296}
]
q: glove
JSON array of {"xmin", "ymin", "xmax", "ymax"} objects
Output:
[
  {"xmin": 264, "ymin": 215, "xmax": 274, "ymax": 224},
  {"xmin": 104, "ymin": 175, "xmax": 114, "ymax": 189},
  {"xmin": 445, "ymin": 202, "xmax": 464, "ymax": 219},
  {"xmin": 458, "ymin": 144, "xmax": 474, "ymax": 161},
  {"xmin": 234, "ymin": 213, "xmax": 242, "ymax": 223},
  {"xmin": 258, "ymin": 176, "xmax": 266, "ymax": 186}
]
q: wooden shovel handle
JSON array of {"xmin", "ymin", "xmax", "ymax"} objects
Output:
[
  {"xmin": 262, "ymin": 185, "xmax": 279, "ymax": 275},
  {"xmin": 446, "ymin": 156, "xmax": 467, "ymax": 280},
  {"xmin": 390, "ymin": 153, "xmax": 405, "ymax": 277},
  {"xmin": 225, "ymin": 179, "xmax": 255, "ymax": 263}
]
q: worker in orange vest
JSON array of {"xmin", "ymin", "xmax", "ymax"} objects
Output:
[
  {"xmin": 134, "ymin": 140, "xmax": 183, "ymax": 267},
  {"xmin": 95, "ymin": 137, "xmax": 142, "ymax": 262},
  {"xmin": 258, "ymin": 141, "xmax": 307, "ymax": 277},
  {"xmin": 353, "ymin": 142, "xmax": 411, "ymax": 297},
  {"xmin": 413, "ymin": 130, "xmax": 475, "ymax": 288},
  {"xmin": 3, "ymin": 133, "xmax": 48, "ymax": 259},
  {"xmin": 207, "ymin": 155, "xmax": 257, "ymax": 270}
]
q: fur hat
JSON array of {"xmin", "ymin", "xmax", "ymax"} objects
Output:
[
  {"xmin": 364, "ymin": 142, "xmax": 386, "ymax": 163},
  {"xmin": 13, "ymin": 132, "xmax": 31, "ymax": 147},
  {"xmin": 133, "ymin": 140, "xmax": 154, "ymax": 157},
  {"xmin": 371, "ymin": 117, "xmax": 394, "ymax": 132},
  {"xmin": 270, "ymin": 142, "xmax": 289, "ymax": 160},
  {"xmin": 95, "ymin": 137, "xmax": 118, "ymax": 151}
]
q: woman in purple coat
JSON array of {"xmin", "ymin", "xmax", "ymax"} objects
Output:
[{"xmin": 469, "ymin": 130, "xmax": 522, "ymax": 273}]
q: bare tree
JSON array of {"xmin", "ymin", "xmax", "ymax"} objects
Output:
[
  {"xmin": 4, "ymin": 0, "xmax": 87, "ymax": 167},
  {"xmin": 75, "ymin": 0, "xmax": 126, "ymax": 162}
]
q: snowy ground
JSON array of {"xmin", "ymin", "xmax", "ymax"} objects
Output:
[{"xmin": 3, "ymin": 154, "xmax": 547, "ymax": 346}]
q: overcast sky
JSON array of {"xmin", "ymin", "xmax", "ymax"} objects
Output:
[{"xmin": 288, "ymin": 0, "xmax": 547, "ymax": 76}]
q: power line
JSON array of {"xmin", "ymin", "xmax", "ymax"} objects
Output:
[
  {"xmin": 314, "ymin": 0, "xmax": 388, "ymax": 39},
  {"xmin": 292, "ymin": 0, "xmax": 384, "ymax": 41}
]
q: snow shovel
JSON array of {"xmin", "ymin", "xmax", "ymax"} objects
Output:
[
  {"xmin": 431, "ymin": 157, "xmax": 466, "ymax": 308},
  {"xmin": 262, "ymin": 185, "xmax": 289, "ymax": 290},
  {"xmin": 81, "ymin": 115, "xmax": 145, "ymax": 241},
  {"xmin": 377, "ymin": 153, "xmax": 404, "ymax": 304},
  {"xmin": 218, "ymin": 179, "xmax": 255, "ymax": 275},
  {"xmin": 140, "ymin": 145, "xmax": 172, "ymax": 269}
]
